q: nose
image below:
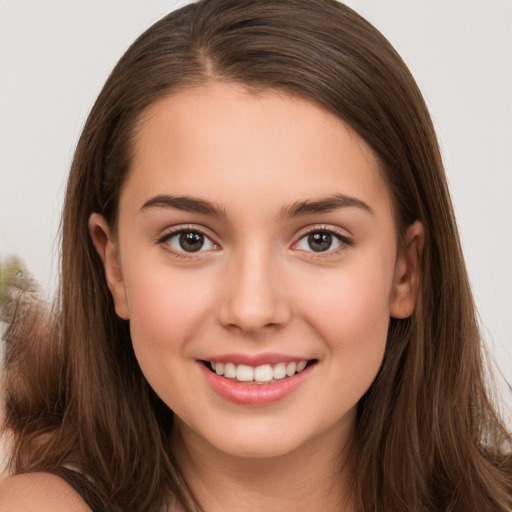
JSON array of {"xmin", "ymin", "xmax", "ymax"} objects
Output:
[{"xmin": 217, "ymin": 246, "xmax": 291, "ymax": 334}]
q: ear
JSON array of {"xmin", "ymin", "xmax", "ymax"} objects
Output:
[
  {"xmin": 88, "ymin": 213, "xmax": 129, "ymax": 319},
  {"xmin": 389, "ymin": 221, "xmax": 424, "ymax": 319}
]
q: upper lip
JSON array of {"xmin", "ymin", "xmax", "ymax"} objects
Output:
[{"xmin": 200, "ymin": 353, "xmax": 314, "ymax": 366}]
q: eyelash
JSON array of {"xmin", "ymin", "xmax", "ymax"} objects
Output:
[
  {"xmin": 157, "ymin": 225, "xmax": 218, "ymax": 259},
  {"xmin": 156, "ymin": 224, "xmax": 352, "ymax": 259},
  {"xmin": 294, "ymin": 225, "xmax": 353, "ymax": 257}
]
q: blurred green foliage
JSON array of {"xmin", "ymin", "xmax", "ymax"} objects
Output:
[{"xmin": 0, "ymin": 256, "xmax": 37, "ymax": 318}]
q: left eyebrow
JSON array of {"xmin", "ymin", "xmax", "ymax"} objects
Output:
[
  {"xmin": 139, "ymin": 194, "xmax": 227, "ymax": 218},
  {"xmin": 279, "ymin": 193, "xmax": 374, "ymax": 219}
]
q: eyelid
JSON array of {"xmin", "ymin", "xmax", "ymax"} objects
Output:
[
  {"xmin": 292, "ymin": 225, "xmax": 353, "ymax": 254},
  {"xmin": 155, "ymin": 223, "xmax": 351, "ymax": 258},
  {"xmin": 156, "ymin": 224, "xmax": 220, "ymax": 256}
]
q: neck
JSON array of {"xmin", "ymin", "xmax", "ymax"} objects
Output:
[{"xmin": 172, "ymin": 420, "xmax": 355, "ymax": 512}]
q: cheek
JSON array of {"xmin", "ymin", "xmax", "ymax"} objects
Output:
[
  {"xmin": 299, "ymin": 258, "xmax": 394, "ymax": 364},
  {"xmin": 124, "ymin": 267, "xmax": 213, "ymax": 364}
]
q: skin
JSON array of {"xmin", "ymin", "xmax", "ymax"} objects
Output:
[
  {"xmin": 0, "ymin": 473, "xmax": 91, "ymax": 511},
  {"xmin": 88, "ymin": 82, "xmax": 423, "ymax": 512}
]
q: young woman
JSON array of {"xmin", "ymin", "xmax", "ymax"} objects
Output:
[{"xmin": 1, "ymin": 0, "xmax": 511, "ymax": 510}]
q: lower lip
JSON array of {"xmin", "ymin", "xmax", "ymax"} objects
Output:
[{"xmin": 198, "ymin": 362, "xmax": 314, "ymax": 406}]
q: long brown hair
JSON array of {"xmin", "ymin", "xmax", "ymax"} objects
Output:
[{"xmin": 2, "ymin": 1, "xmax": 511, "ymax": 510}]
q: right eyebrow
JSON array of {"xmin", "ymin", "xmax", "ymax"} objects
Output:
[
  {"xmin": 139, "ymin": 194, "xmax": 227, "ymax": 218},
  {"xmin": 279, "ymin": 193, "xmax": 374, "ymax": 219}
]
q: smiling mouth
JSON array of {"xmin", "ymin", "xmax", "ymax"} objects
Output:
[{"xmin": 202, "ymin": 360, "xmax": 317, "ymax": 384}]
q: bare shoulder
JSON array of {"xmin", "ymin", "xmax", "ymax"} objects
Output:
[{"xmin": 0, "ymin": 472, "xmax": 92, "ymax": 512}]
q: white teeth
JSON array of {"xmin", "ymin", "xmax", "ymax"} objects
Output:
[
  {"xmin": 286, "ymin": 362, "xmax": 297, "ymax": 376},
  {"xmin": 208, "ymin": 360, "xmax": 310, "ymax": 382},
  {"xmin": 253, "ymin": 364, "xmax": 273, "ymax": 383},
  {"xmin": 224, "ymin": 362, "xmax": 237, "ymax": 379},
  {"xmin": 273, "ymin": 362, "xmax": 287, "ymax": 380},
  {"xmin": 236, "ymin": 364, "xmax": 254, "ymax": 382},
  {"xmin": 296, "ymin": 360, "xmax": 307, "ymax": 372}
]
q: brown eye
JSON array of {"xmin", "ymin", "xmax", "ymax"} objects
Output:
[
  {"xmin": 307, "ymin": 232, "xmax": 333, "ymax": 252},
  {"xmin": 164, "ymin": 230, "xmax": 216, "ymax": 253},
  {"xmin": 296, "ymin": 230, "xmax": 346, "ymax": 253},
  {"xmin": 179, "ymin": 231, "xmax": 205, "ymax": 252}
]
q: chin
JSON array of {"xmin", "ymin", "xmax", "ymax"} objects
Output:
[
  {"xmin": 178, "ymin": 414, "xmax": 319, "ymax": 460},
  {"xmin": 219, "ymin": 436, "xmax": 301, "ymax": 459}
]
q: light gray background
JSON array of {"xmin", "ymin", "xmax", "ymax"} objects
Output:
[{"xmin": 1, "ymin": 1, "xmax": 511, "ymax": 419}]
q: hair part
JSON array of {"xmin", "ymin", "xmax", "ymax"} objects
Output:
[{"xmin": 3, "ymin": 1, "xmax": 511, "ymax": 510}]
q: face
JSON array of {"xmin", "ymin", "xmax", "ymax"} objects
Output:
[{"xmin": 91, "ymin": 82, "xmax": 422, "ymax": 461}]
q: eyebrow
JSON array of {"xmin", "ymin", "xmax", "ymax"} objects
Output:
[
  {"xmin": 140, "ymin": 195, "xmax": 227, "ymax": 218},
  {"xmin": 139, "ymin": 192, "xmax": 373, "ymax": 219},
  {"xmin": 279, "ymin": 193, "xmax": 374, "ymax": 218}
]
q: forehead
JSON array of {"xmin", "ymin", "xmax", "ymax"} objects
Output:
[{"xmin": 122, "ymin": 82, "xmax": 392, "ymax": 218}]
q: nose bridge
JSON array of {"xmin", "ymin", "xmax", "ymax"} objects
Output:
[{"xmin": 218, "ymin": 242, "xmax": 290, "ymax": 333}]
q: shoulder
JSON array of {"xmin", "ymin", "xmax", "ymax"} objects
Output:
[{"xmin": 0, "ymin": 472, "xmax": 92, "ymax": 512}]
